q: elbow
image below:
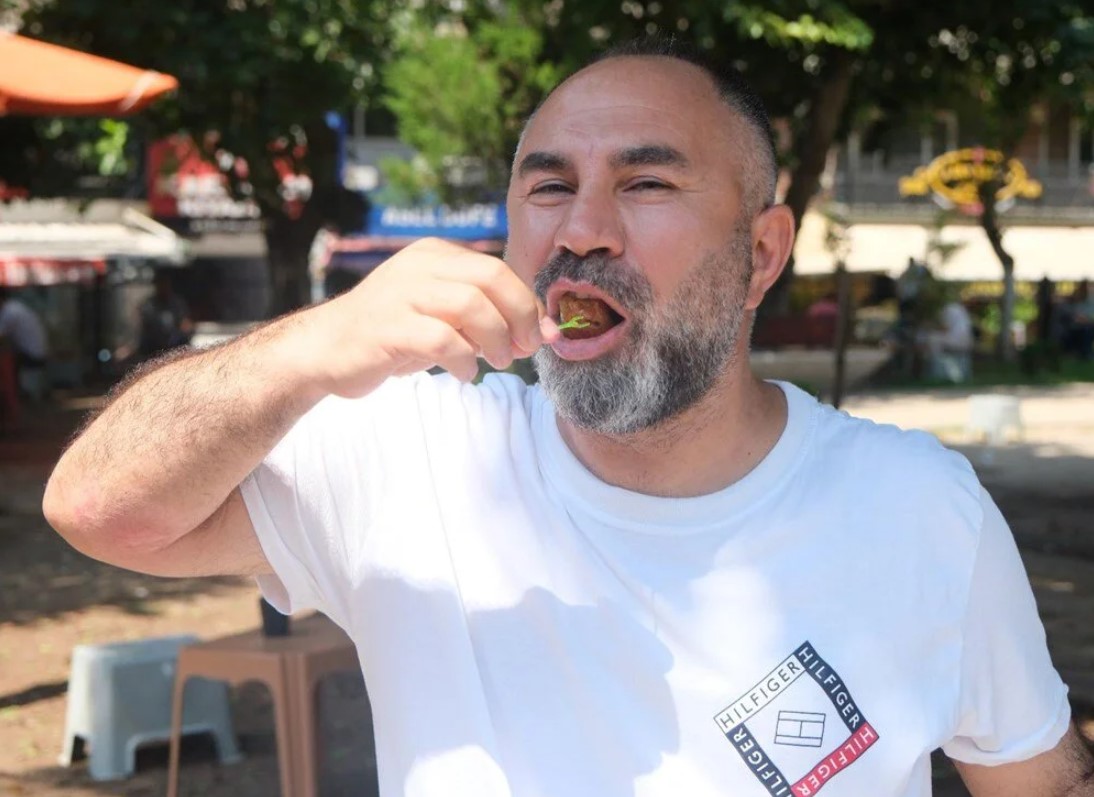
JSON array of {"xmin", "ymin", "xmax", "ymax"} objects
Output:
[
  {"xmin": 42, "ymin": 471, "xmax": 95, "ymax": 544},
  {"xmin": 42, "ymin": 472, "xmax": 165, "ymax": 563}
]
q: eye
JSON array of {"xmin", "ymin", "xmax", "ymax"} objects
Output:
[
  {"xmin": 626, "ymin": 178, "xmax": 671, "ymax": 191},
  {"xmin": 529, "ymin": 182, "xmax": 573, "ymax": 196}
]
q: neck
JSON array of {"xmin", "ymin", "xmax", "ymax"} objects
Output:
[{"xmin": 555, "ymin": 361, "xmax": 788, "ymax": 498}]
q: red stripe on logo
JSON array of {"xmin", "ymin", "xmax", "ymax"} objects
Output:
[{"xmin": 790, "ymin": 723, "xmax": 879, "ymax": 796}]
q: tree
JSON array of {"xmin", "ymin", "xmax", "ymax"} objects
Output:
[
  {"xmin": 959, "ymin": 2, "xmax": 1091, "ymax": 362},
  {"xmin": 13, "ymin": 0, "xmax": 393, "ymax": 314},
  {"xmin": 378, "ymin": 0, "xmax": 879, "ymax": 240},
  {"xmin": 380, "ymin": 15, "xmax": 562, "ymax": 205},
  {"xmin": 866, "ymin": 0, "xmax": 1093, "ymax": 360}
]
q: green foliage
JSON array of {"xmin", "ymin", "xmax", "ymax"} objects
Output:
[
  {"xmin": 979, "ymin": 295, "xmax": 1038, "ymax": 337},
  {"xmin": 924, "ymin": 212, "xmax": 967, "ymax": 271},
  {"xmin": 723, "ymin": 2, "xmax": 874, "ymax": 51},
  {"xmin": 858, "ymin": 0, "xmax": 1094, "ymax": 154},
  {"xmin": 381, "ymin": 18, "xmax": 561, "ymax": 202},
  {"xmin": 14, "ymin": 0, "xmax": 394, "ymax": 209},
  {"xmin": 81, "ymin": 120, "xmax": 131, "ymax": 177},
  {"xmin": 376, "ymin": 155, "xmax": 439, "ymax": 205}
]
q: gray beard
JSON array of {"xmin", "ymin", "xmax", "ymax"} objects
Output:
[{"xmin": 532, "ymin": 234, "xmax": 753, "ymax": 436}]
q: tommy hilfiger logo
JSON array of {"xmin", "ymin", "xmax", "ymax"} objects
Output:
[{"xmin": 713, "ymin": 641, "xmax": 879, "ymax": 796}]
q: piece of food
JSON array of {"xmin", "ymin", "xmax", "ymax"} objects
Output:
[
  {"xmin": 558, "ymin": 294, "xmax": 622, "ymax": 340},
  {"xmin": 557, "ymin": 316, "xmax": 591, "ymax": 331}
]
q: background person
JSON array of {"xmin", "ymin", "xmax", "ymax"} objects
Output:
[
  {"xmin": 0, "ymin": 286, "xmax": 49, "ymax": 400},
  {"xmin": 925, "ymin": 291, "xmax": 975, "ymax": 383},
  {"xmin": 1061, "ymin": 280, "xmax": 1094, "ymax": 360}
]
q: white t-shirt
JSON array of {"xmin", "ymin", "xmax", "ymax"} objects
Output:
[
  {"xmin": 939, "ymin": 302, "xmax": 974, "ymax": 351},
  {"xmin": 242, "ymin": 375, "xmax": 1069, "ymax": 797},
  {"xmin": 0, "ymin": 299, "xmax": 47, "ymax": 359}
]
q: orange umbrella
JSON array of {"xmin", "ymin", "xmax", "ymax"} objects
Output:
[{"xmin": 0, "ymin": 32, "xmax": 178, "ymax": 116}]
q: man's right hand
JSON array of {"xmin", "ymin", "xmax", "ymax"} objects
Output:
[
  {"xmin": 43, "ymin": 237, "xmax": 553, "ymax": 579},
  {"xmin": 304, "ymin": 238, "xmax": 555, "ymax": 397}
]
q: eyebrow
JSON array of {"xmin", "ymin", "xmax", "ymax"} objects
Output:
[
  {"xmin": 610, "ymin": 144, "xmax": 689, "ymax": 170},
  {"xmin": 516, "ymin": 151, "xmax": 570, "ymax": 178},
  {"xmin": 516, "ymin": 144, "xmax": 690, "ymax": 178}
]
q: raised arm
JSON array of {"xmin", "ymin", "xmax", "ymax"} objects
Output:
[
  {"xmin": 955, "ymin": 723, "xmax": 1094, "ymax": 796},
  {"xmin": 43, "ymin": 238, "xmax": 549, "ymax": 578}
]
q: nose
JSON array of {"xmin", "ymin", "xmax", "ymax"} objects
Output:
[{"xmin": 553, "ymin": 184, "xmax": 625, "ymax": 260}]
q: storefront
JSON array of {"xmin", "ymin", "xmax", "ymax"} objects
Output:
[
  {"xmin": 0, "ymin": 201, "xmax": 188, "ymax": 386},
  {"xmin": 315, "ymin": 201, "xmax": 507, "ymax": 296}
]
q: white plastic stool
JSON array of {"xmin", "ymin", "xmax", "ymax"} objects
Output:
[
  {"xmin": 59, "ymin": 635, "xmax": 242, "ymax": 781},
  {"xmin": 966, "ymin": 394, "xmax": 1024, "ymax": 445}
]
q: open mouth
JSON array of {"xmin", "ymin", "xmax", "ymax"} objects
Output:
[{"xmin": 557, "ymin": 293, "xmax": 626, "ymax": 340}]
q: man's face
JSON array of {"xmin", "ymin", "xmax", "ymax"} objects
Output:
[{"xmin": 505, "ymin": 56, "xmax": 757, "ymax": 435}]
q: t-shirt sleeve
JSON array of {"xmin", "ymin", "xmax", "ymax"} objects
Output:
[
  {"xmin": 941, "ymin": 487, "xmax": 1071, "ymax": 765},
  {"xmin": 240, "ymin": 379, "xmax": 416, "ymax": 628}
]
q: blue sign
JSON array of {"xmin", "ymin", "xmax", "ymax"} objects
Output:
[{"xmin": 367, "ymin": 203, "xmax": 507, "ymax": 240}]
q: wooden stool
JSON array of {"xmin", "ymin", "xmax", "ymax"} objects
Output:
[
  {"xmin": 166, "ymin": 613, "xmax": 357, "ymax": 797},
  {"xmin": 284, "ymin": 620, "xmax": 361, "ymax": 797}
]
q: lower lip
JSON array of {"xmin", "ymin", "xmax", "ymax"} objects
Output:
[{"xmin": 549, "ymin": 320, "xmax": 630, "ymax": 361}]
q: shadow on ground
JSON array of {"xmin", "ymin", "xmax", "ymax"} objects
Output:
[
  {"xmin": 0, "ymin": 399, "xmax": 251, "ymax": 626},
  {"xmin": 1, "ymin": 675, "xmax": 379, "ymax": 797},
  {"xmin": 949, "ymin": 440, "xmax": 1094, "ymax": 560},
  {"xmin": 0, "ymin": 506, "xmax": 250, "ymax": 627}
]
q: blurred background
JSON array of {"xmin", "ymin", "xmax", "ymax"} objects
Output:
[{"xmin": 0, "ymin": 1, "xmax": 1091, "ymax": 795}]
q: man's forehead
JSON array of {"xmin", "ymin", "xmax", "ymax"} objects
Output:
[
  {"xmin": 518, "ymin": 56, "xmax": 736, "ymax": 160},
  {"xmin": 550, "ymin": 55, "xmax": 719, "ymax": 110}
]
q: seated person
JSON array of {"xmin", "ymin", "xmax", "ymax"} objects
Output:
[{"xmin": 0, "ymin": 286, "xmax": 48, "ymax": 400}]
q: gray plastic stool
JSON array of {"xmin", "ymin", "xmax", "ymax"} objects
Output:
[{"xmin": 59, "ymin": 635, "xmax": 242, "ymax": 781}]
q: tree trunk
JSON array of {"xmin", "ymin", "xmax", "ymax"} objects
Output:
[
  {"xmin": 831, "ymin": 261, "xmax": 852, "ymax": 408},
  {"xmin": 765, "ymin": 48, "xmax": 856, "ymax": 316},
  {"xmin": 259, "ymin": 118, "xmax": 367, "ymax": 317},
  {"xmin": 978, "ymin": 178, "xmax": 1017, "ymax": 362},
  {"xmin": 264, "ymin": 209, "xmax": 323, "ymax": 317}
]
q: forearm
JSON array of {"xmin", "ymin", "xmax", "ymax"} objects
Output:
[
  {"xmin": 44, "ymin": 311, "xmax": 325, "ymax": 553},
  {"xmin": 44, "ymin": 237, "xmax": 548, "ymax": 567}
]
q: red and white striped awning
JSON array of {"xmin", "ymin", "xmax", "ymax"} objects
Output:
[
  {"xmin": 0, "ymin": 207, "xmax": 187, "ymax": 285},
  {"xmin": 0, "ymin": 255, "xmax": 106, "ymax": 286}
]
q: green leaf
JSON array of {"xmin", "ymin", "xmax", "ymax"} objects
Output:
[{"xmin": 557, "ymin": 315, "xmax": 591, "ymax": 330}]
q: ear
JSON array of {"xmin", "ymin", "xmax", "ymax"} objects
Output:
[{"xmin": 744, "ymin": 204, "xmax": 796, "ymax": 311}]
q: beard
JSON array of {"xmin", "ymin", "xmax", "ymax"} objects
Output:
[{"xmin": 531, "ymin": 226, "xmax": 754, "ymax": 436}]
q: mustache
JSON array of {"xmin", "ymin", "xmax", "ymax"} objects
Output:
[{"xmin": 533, "ymin": 250, "xmax": 653, "ymax": 312}]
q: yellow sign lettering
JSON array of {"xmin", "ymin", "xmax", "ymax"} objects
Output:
[{"xmin": 898, "ymin": 147, "xmax": 1041, "ymax": 214}]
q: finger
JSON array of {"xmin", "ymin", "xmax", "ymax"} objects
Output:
[
  {"xmin": 412, "ymin": 282, "xmax": 515, "ymax": 370},
  {"xmin": 539, "ymin": 314, "xmax": 562, "ymax": 344},
  {"xmin": 435, "ymin": 254, "xmax": 544, "ymax": 352},
  {"xmin": 399, "ymin": 315, "xmax": 480, "ymax": 382}
]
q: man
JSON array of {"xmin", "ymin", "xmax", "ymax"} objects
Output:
[
  {"xmin": 0, "ymin": 286, "xmax": 48, "ymax": 398},
  {"xmin": 44, "ymin": 39, "xmax": 1092, "ymax": 797},
  {"xmin": 925, "ymin": 293, "xmax": 975, "ymax": 383}
]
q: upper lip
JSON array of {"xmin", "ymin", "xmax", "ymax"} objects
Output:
[{"xmin": 545, "ymin": 279, "xmax": 630, "ymax": 323}]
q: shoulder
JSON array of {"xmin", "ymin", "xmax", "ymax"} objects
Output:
[{"xmin": 806, "ymin": 399, "xmax": 984, "ymax": 528}]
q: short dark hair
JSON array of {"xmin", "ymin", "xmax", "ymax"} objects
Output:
[{"xmin": 592, "ymin": 36, "xmax": 778, "ymax": 212}]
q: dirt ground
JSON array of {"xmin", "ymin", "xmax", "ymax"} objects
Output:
[{"xmin": 1, "ymin": 385, "xmax": 1092, "ymax": 796}]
